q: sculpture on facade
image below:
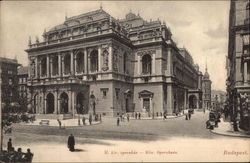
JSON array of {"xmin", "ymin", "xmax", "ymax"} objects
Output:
[{"xmin": 102, "ymin": 49, "xmax": 109, "ymax": 71}]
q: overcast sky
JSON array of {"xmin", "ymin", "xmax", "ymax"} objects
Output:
[{"xmin": 0, "ymin": 1, "xmax": 230, "ymax": 91}]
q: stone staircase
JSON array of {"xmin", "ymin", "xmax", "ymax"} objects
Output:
[{"xmin": 35, "ymin": 114, "xmax": 73, "ymax": 120}]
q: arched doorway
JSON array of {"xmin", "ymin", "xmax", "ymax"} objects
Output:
[
  {"xmin": 46, "ymin": 93, "xmax": 54, "ymax": 114},
  {"xmin": 76, "ymin": 92, "xmax": 85, "ymax": 114},
  {"xmin": 60, "ymin": 92, "xmax": 69, "ymax": 113},
  {"xmin": 189, "ymin": 95, "xmax": 197, "ymax": 109},
  {"xmin": 33, "ymin": 94, "xmax": 38, "ymax": 114}
]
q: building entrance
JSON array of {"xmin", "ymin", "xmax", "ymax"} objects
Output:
[
  {"xmin": 46, "ymin": 93, "xmax": 54, "ymax": 114},
  {"xmin": 60, "ymin": 92, "xmax": 69, "ymax": 113}
]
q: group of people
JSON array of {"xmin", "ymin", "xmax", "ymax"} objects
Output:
[
  {"xmin": 117, "ymin": 114, "xmax": 130, "ymax": 126},
  {"xmin": 0, "ymin": 138, "xmax": 34, "ymax": 162}
]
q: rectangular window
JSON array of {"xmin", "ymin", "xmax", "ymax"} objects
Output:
[
  {"xmin": 115, "ymin": 88, "xmax": 120, "ymax": 99},
  {"xmin": 100, "ymin": 88, "xmax": 109, "ymax": 99}
]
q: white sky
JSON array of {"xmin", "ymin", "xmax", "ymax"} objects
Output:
[{"xmin": 0, "ymin": 1, "xmax": 230, "ymax": 91}]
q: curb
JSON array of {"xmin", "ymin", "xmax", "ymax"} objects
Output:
[
  {"xmin": 210, "ymin": 129, "xmax": 250, "ymax": 138},
  {"xmin": 129, "ymin": 114, "xmax": 185, "ymax": 121}
]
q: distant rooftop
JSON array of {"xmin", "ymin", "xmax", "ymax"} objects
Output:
[
  {"xmin": 0, "ymin": 57, "xmax": 18, "ymax": 64},
  {"xmin": 18, "ymin": 66, "xmax": 28, "ymax": 75}
]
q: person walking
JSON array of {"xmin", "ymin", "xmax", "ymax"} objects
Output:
[
  {"xmin": 89, "ymin": 114, "xmax": 92, "ymax": 125},
  {"xmin": 117, "ymin": 117, "xmax": 120, "ymax": 126},
  {"xmin": 188, "ymin": 109, "xmax": 192, "ymax": 120},
  {"xmin": 67, "ymin": 134, "xmax": 75, "ymax": 152},
  {"xmin": 57, "ymin": 119, "xmax": 62, "ymax": 129},
  {"xmin": 127, "ymin": 114, "xmax": 130, "ymax": 122},
  {"xmin": 135, "ymin": 112, "xmax": 138, "ymax": 119},
  {"xmin": 138, "ymin": 113, "xmax": 141, "ymax": 120},
  {"xmin": 82, "ymin": 116, "xmax": 86, "ymax": 125},
  {"xmin": 7, "ymin": 138, "xmax": 13, "ymax": 152}
]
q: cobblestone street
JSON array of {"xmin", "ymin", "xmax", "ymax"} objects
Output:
[{"xmin": 2, "ymin": 111, "xmax": 249, "ymax": 162}]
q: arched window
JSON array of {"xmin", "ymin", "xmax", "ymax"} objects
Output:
[
  {"xmin": 90, "ymin": 50, "xmax": 98, "ymax": 72},
  {"xmin": 52, "ymin": 56, "xmax": 58, "ymax": 76},
  {"xmin": 142, "ymin": 54, "xmax": 152, "ymax": 74},
  {"xmin": 64, "ymin": 54, "xmax": 71, "ymax": 75},
  {"xmin": 41, "ymin": 57, "xmax": 47, "ymax": 77},
  {"xmin": 76, "ymin": 51, "xmax": 84, "ymax": 73}
]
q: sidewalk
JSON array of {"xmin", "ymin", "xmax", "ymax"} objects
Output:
[
  {"xmin": 20, "ymin": 118, "xmax": 101, "ymax": 127},
  {"xmin": 130, "ymin": 113, "xmax": 185, "ymax": 120},
  {"xmin": 210, "ymin": 118, "xmax": 250, "ymax": 138}
]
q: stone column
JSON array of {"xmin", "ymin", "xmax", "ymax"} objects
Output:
[
  {"xmin": 184, "ymin": 89, "xmax": 187, "ymax": 110},
  {"xmin": 150, "ymin": 97, "xmax": 153, "ymax": 116},
  {"xmin": 35, "ymin": 57, "xmax": 38, "ymax": 78},
  {"xmin": 137, "ymin": 55, "xmax": 141, "ymax": 75},
  {"xmin": 58, "ymin": 53, "xmax": 61, "ymax": 77},
  {"xmin": 109, "ymin": 45, "xmax": 113, "ymax": 71},
  {"xmin": 98, "ymin": 46, "xmax": 102, "ymax": 72},
  {"xmin": 28, "ymin": 58, "xmax": 31, "ymax": 78},
  {"xmin": 72, "ymin": 91, "xmax": 75, "ymax": 118},
  {"xmin": 152, "ymin": 53, "xmax": 155, "ymax": 74},
  {"xmin": 62, "ymin": 55, "xmax": 65, "ymax": 76},
  {"xmin": 46, "ymin": 55, "xmax": 50, "ymax": 78},
  {"xmin": 74, "ymin": 52, "xmax": 77, "ymax": 74},
  {"xmin": 54, "ymin": 91, "xmax": 58, "ymax": 114},
  {"xmin": 39, "ymin": 59, "xmax": 42, "ymax": 77},
  {"xmin": 244, "ymin": 61, "xmax": 248, "ymax": 83},
  {"xmin": 167, "ymin": 48, "xmax": 172, "ymax": 75},
  {"xmin": 166, "ymin": 84, "xmax": 173, "ymax": 115},
  {"xmin": 44, "ymin": 95, "xmax": 47, "ymax": 114},
  {"xmin": 49, "ymin": 57, "xmax": 53, "ymax": 76},
  {"xmin": 70, "ymin": 50, "xmax": 74, "ymax": 75},
  {"xmin": 84, "ymin": 48, "xmax": 87, "ymax": 74},
  {"xmin": 58, "ymin": 93, "xmax": 61, "ymax": 114},
  {"xmin": 68, "ymin": 91, "xmax": 72, "ymax": 113}
]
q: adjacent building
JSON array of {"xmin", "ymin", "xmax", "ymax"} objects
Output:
[
  {"xmin": 25, "ymin": 8, "xmax": 203, "ymax": 117},
  {"xmin": 227, "ymin": 0, "xmax": 249, "ymax": 130},
  {"xmin": 17, "ymin": 66, "xmax": 29, "ymax": 111},
  {"xmin": 202, "ymin": 66, "xmax": 212, "ymax": 110},
  {"xmin": 0, "ymin": 57, "xmax": 20, "ymax": 111}
]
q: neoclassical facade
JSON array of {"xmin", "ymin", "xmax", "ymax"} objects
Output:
[{"xmin": 26, "ymin": 8, "xmax": 203, "ymax": 117}]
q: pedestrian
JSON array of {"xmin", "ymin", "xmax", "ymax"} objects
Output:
[
  {"xmin": 16, "ymin": 147, "xmax": 25, "ymax": 161},
  {"xmin": 82, "ymin": 116, "xmax": 86, "ymax": 125},
  {"xmin": 127, "ymin": 114, "xmax": 130, "ymax": 122},
  {"xmin": 78, "ymin": 118, "xmax": 81, "ymax": 126},
  {"xmin": 188, "ymin": 110, "xmax": 191, "ymax": 120},
  {"xmin": 57, "ymin": 119, "xmax": 61, "ymax": 129},
  {"xmin": 138, "ymin": 113, "xmax": 141, "ymax": 120},
  {"xmin": 7, "ymin": 138, "xmax": 13, "ymax": 152},
  {"xmin": 67, "ymin": 134, "xmax": 75, "ymax": 152},
  {"xmin": 117, "ymin": 117, "xmax": 120, "ymax": 126},
  {"xmin": 89, "ymin": 114, "xmax": 92, "ymax": 125},
  {"xmin": 24, "ymin": 148, "xmax": 33, "ymax": 162},
  {"xmin": 135, "ymin": 112, "xmax": 138, "ymax": 119},
  {"xmin": 120, "ymin": 115, "xmax": 123, "ymax": 122}
]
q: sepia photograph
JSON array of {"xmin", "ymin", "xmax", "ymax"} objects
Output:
[{"xmin": 0, "ymin": 0, "xmax": 249, "ymax": 162}]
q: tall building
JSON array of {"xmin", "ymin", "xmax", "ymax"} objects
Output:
[
  {"xmin": 227, "ymin": 0, "xmax": 249, "ymax": 130},
  {"xmin": 17, "ymin": 66, "xmax": 29, "ymax": 111},
  {"xmin": 202, "ymin": 65, "xmax": 212, "ymax": 110},
  {"xmin": 26, "ymin": 8, "xmax": 203, "ymax": 117},
  {"xmin": 0, "ymin": 57, "xmax": 20, "ymax": 111}
]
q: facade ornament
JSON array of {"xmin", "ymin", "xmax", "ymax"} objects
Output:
[
  {"xmin": 113, "ymin": 47, "xmax": 118, "ymax": 72},
  {"xmin": 28, "ymin": 36, "xmax": 32, "ymax": 47},
  {"xmin": 137, "ymin": 49, "xmax": 156, "ymax": 56},
  {"xmin": 35, "ymin": 36, "xmax": 39, "ymax": 43},
  {"xmin": 101, "ymin": 45, "xmax": 109, "ymax": 71}
]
